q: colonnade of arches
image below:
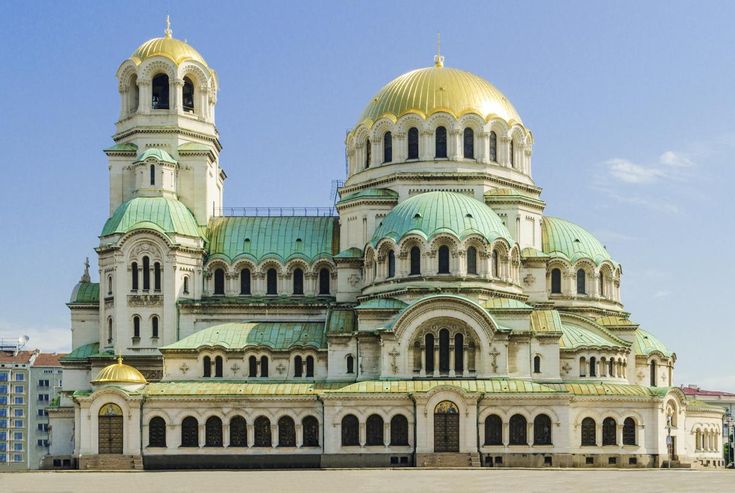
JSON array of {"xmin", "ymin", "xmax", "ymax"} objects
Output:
[
  {"xmin": 548, "ymin": 263, "xmax": 621, "ymax": 302},
  {"xmin": 483, "ymin": 413, "xmax": 552, "ymax": 446},
  {"xmin": 580, "ymin": 416, "xmax": 638, "ymax": 447},
  {"xmin": 340, "ymin": 413, "xmax": 410, "ymax": 447},
  {"xmin": 198, "ymin": 353, "xmax": 317, "ymax": 379},
  {"xmin": 411, "ymin": 328, "xmax": 478, "ymax": 377},
  {"xmin": 578, "ymin": 355, "xmax": 628, "ymax": 379},
  {"xmin": 694, "ymin": 427, "xmax": 720, "ymax": 452},
  {"xmin": 207, "ymin": 261, "xmax": 335, "ymax": 297}
]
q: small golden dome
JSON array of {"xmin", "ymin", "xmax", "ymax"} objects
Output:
[
  {"xmin": 92, "ymin": 356, "xmax": 147, "ymax": 385},
  {"xmin": 358, "ymin": 65, "xmax": 522, "ymax": 127},
  {"xmin": 131, "ymin": 17, "xmax": 208, "ymax": 67}
]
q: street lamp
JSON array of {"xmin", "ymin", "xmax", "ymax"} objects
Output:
[
  {"xmin": 726, "ymin": 411, "xmax": 734, "ymax": 467},
  {"xmin": 665, "ymin": 415, "xmax": 672, "ymax": 469}
]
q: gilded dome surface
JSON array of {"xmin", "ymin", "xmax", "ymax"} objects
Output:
[
  {"xmin": 370, "ymin": 191, "xmax": 513, "ymax": 246},
  {"xmin": 359, "ymin": 66, "xmax": 522, "ymax": 126},
  {"xmin": 131, "ymin": 32, "xmax": 208, "ymax": 67},
  {"xmin": 92, "ymin": 356, "xmax": 147, "ymax": 384}
]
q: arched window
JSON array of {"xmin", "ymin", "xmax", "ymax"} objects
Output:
[
  {"xmin": 183, "ymin": 77, "xmax": 195, "ymax": 113},
  {"xmin": 383, "ymin": 132, "xmax": 392, "ymax": 163},
  {"xmin": 294, "ymin": 355, "xmax": 303, "ymax": 377},
  {"xmin": 533, "ymin": 414, "xmax": 552, "ymax": 445},
  {"xmin": 107, "ymin": 275, "xmax": 113, "ymax": 295},
  {"xmin": 365, "ymin": 139, "xmax": 371, "ymax": 168},
  {"xmin": 154, "ymin": 262, "xmax": 161, "ymax": 291},
  {"xmin": 408, "ymin": 127, "xmax": 419, "ymax": 159},
  {"xmin": 205, "ymin": 416, "xmax": 223, "ymax": 447},
  {"xmin": 509, "ymin": 414, "xmax": 527, "ymax": 445},
  {"xmin": 454, "ymin": 333, "xmax": 464, "ymax": 373},
  {"xmin": 133, "ymin": 316, "xmax": 140, "ymax": 338},
  {"xmin": 435, "ymin": 126, "xmax": 447, "ymax": 158},
  {"xmin": 425, "ymin": 333, "xmax": 435, "ymax": 372},
  {"xmin": 306, "ymin": 355, "xmax": 314, "ymax": 377},
  {"xmin": 488, "ymin": 131, "xmax": 497, "ymax": 162},
  {"xmin": 107, "ymin": 317, "xmax": 113, "ymax": 344},
  {"xmin": 346, "ymin": 354, "xmax": 354, "ymax": 374},
  {"xmin": 293, "ymin": 268, "xmax": 304, "ymax": 295},
  {"xmin": 278, "ymin": 416, "xmax": 296, "ymax": 447},
  {"xmin": 148, "ymin": 416, "xmax": 166, "ymax": 447},
  {"xmin": 509, "ymin": 139, "xmax": 515, "ymax": 167},
  {"xmin": 410, "ymin": 246, "xmax": 421, "ymax": 275},
  {"xmin": 266, "ymin": 268, "xmax": 277, "ymax": 295},
  {"xmin": 213, "ymin": 268, "xmax": 225, "ymax": 295},
  {"xmin": 466, "ymin": 246, "xmax": 477, "ymax": 275},
  {"xmin": 183, "ymin": 275, "xmax": 189, "ymax": 295},
  {"xmin": 151, "ymin": 74, "xmax": 170, "ymax": 110},
  {"xmin": 131, "ymin": 262, "xmax": 139, "ymax": 291},
  {"xmin": 254, "ymin": 416, "xmax": 272, "ymax": 447},
  {"xmin": 150, "ymin": 164, "xmax": 156, "ymax": 186},
  {"xmin": 579, "ymin": 356, "xmax": 587, "ymax": 377},
  {"xmin": 438, "ymin": 245, "xmax": 450, "ymax": 274},
  {"xmin": 366, "ymin": 414, "xmax": 384, "ymax": 446},
  {"xmin": 318, "ymin": 268, "xmax": 330, "ymax": 295},
  {"xmin": 599, "ymin": 272, "xmax": 605, "ymax": 297},
  {"xmin": 302, "ymin": 416, "xmax": 320, "ymax": 447},
  {"xmin": 248, "ymin": 355, "xmax": 257, "ymax": 377},
  {"xmin": 142, "ymin": 256, "xmax": 150, "ymax": 290},
  {"xmin": 533, "ymin": 355, "xmax": 541, "ymax": 374},
  {"xmin": 576, "ymin": 269, "xmax": 586, "ymax": 294},
  {"xmin": 181, "ymin": 416, "xmax": 199, "ymax": 447},
  {"xmin": 463, "ymin": 128, "xmax": 474, "ymax": 159},
  {"xmin": 581, "ymin": 417, "xmax": 596, "ymax": 446},
  {"xmin": 387, "ymin": 250, "xmax": 395, "ymax": 278},
  {"xmin": 609, "ymin": 358, "xmax": 615, "ymax": 377},
  {"xmin": 229, "ymin": 416, "xmax": 247, "ymax": 447},
  {"xmin": 341, "ymin": 414, "xmax": 360, "ymax": 446},
  {"xmin": 492, "ymin": 251, "xmax": 500, "ymax": 278},
  {"xmin": 549, "ymin": 268, "xmax": 561, "ymax": 294},
  {"xmin": 260, "ymin": 356, "xmax": 269, "ymax": 377},
  {"xmin": 650, "ymin": 361, "xmax": 657, "ymax": 387},
  {"xmin": 390, "ymin": 415, "xmax": 409, "ymax": 446},
  {"xmin": 589, "ymin": 356, "xmax": 597, "ymax": 377},
  {"xmin": 151, "ymin": 316, "xmax": 159, "ymax": 339},
  {"xmin": 240, "ymin": 268, "xmax": 251, "ymax": 295},
  {"xmin": 214, "ymin": 356, "xmax": 223, "ymax": 378},
  {"xmin": 203, "ymin": 356, "xmax": 211, "ymax": 378},
  {"xmin": 602, "ymin": 417, "xmax": 617, "ymax": 445},
  {"xmin": 484, "ymin": 414, "xmax": 502, "ymax": 445},
  {"xmin": 438, "ymin": 329, "xmax": 450, "ymax": 373},
  {"xmin": 623, "ymin": 417, "xmax": 636, "ymax": 445}
]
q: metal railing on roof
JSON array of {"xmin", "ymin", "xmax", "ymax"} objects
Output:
[{"xmin": 214, "ymin": 207, "xmax": 337, "ymax": 217}]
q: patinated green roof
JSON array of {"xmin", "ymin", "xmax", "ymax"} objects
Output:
[
  {"xmin": 530, "ymin": 310, "xmax": 564, "ymax": 333},
  {"xmin": 596, "ymin": 316, "xmax": 639, "ymax": 328},
  {"xmin": 560, "ymin": 322, "xmax": 626, "ymax": 350},
  {"xmin": 179, "ymin": 296, "xmax": 332, "ymax": 307},
  {"xmin": 161, "ymin": 322, "xmax": 327, "ymax": 351},
  {"xmin": 61, "ymin": 342, "xmax": 99, "ymax": 362},
  {"xmin": 104, "ymin": 143, "xmax": 137, "ymax": 153},
  {"xmin": 135, "ymin": 148, "xmax": 177, "ymax": 164},
  {"xmin": 69, "ymin": 282, "xmax": 99, "ymax": 304},
  {"xmin": 520, "ymin": 247, "xmax": 548, "ymax": 259},
  {"xmin": 633, "ymin": 328, "xmax": 673, "ymax": 357},
  {"xmin": 101, "ymin": 197, "xmax": 201, "ymax": 239},
  {"xmin": 334, "ymin": 247, "xmax": 363, "ymax": 258},
  {"xmin": 483, "ymin": 298, "xmax": 532, "ymax": 311},
  {"xmin": 355, "ymin": 298, "xmax": 408, "ymax": 310},
  {"xmin": 370, "ymin": 191, "xmax": 513, "ymax": 247},
  {"xmin": 542, "ymin": 217, "xmax": 616, "ymax": 266},
  {"xmin": 207, "ymin": 216, "xmax": 337, "ymax": 263},
  {"xmin": 337, "ymin": 188, "xmax": 398, "ymax": 205},
  {"xmin": 326, "ymin": 309, "xmax": 356, "ymax": 336},
  {"xmin": 178, "ymin": 142, "xmax": 210, "ymax": 152}
]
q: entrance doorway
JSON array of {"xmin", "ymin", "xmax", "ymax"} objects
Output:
[
  {"xmin": 98, "ymin": 403, "xmax": 123, "ymax": 454},
  {"xmin": 433, "ymin": 401, "xmax": 459, "ymax": 452}
]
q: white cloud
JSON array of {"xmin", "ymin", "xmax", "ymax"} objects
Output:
[
  {"xmin": 659, "ymin": 150, "xmax": 694, "ymax": 168},
  {"xmin": 603, "ymin": 151, "xmax": 696, "ymax": 185},
  {"xmin": 593, "ymin": 187, "xmax": 680, "ymax": 214},
  {"xmin": 0, "ymin": 320, "xmax": 71, "ymax": 354},
  {"xmin": 653, "ymin": 290, "xmax": 671, "ymax": 298}
]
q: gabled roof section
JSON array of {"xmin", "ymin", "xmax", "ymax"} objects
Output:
[
  {"xmin": 530, "ymin": 310, "xmax": 564, "ymax": 333},
  {"xmin": 101, "ymin": 197, "xmax": 201, "ymax": 239},
  {"xmin": 207, "ymin": 216, "xmax": 337, "ymax": 263},
  {"xmin": 596, "ymin": 316, "xmax": 639, "ymax": 329},
  {"xmin": 326, "ymin": 309, "xmax": 356, "ymax": 336},
  {"xmin": 483, "ymin": 298, "xmax": 533, "ymax": 311},
  {"xmin": 542, "ymin": 216, "xmax": 617, "ymax": 266},
  {"xmin": 335, "ymin": 247, "xmax": 363, "ymax": 259},
  {"xmin": 559, "ymin": 315, "xmax": 629, "ymax": 351}
]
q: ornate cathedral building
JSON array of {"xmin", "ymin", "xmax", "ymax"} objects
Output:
[{"xmin": 48, "ymin": 22, "xmax": 724, "ymax": 470}]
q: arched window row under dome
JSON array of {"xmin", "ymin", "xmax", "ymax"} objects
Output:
[
  {"xmin": 547, "ymin": 263, "xmax": 622, "ymax": 303},
  {"xmin": 411, "ymin": 323, "xmax": 480, "ymax": 377},
  {"xmin": 576, "ymin": 354, "xmax": 629, "ymax": 379},
  {"xmin": 205, "ymin": 261, "xmax": 336, "ymax": 297}
]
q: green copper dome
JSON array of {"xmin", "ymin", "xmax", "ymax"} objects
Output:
[
  {"xmin": 541, "ymin": 217, "xmax": 616, "ymax": 266},
  {"xmin": 135, "ymin": 148, "xmax": 177, "ymax": 164},
  {"xmin": 101, "ymin": 197, "xmax": 201, "ymax": 239},
  {"xmin": 633, "ymin": 328, "xmax": 673, "ymax": 358},
  {"xmin": 370, "ymin": 191, "xmax": 513, "ymax": 246}
]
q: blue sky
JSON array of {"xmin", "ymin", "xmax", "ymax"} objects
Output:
[{"xmin": 0, "ymin": 1, "xmax": 733, "ymax": 390}]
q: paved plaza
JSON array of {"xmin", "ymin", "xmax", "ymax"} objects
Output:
[{"xmin": 0, "ymin": 469, "xmax": 731, "ymax": 493}]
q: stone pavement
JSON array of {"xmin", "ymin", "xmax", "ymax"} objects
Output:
[{"xmin": 1, "ymin": 469, "xmax": 731, "ymax": 493}]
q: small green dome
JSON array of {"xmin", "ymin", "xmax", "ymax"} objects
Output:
[
  {"xmin": 135, "ymin": 148, "xmax": 177, "ymax": 164},
  {"xmin": 541, "ymin": 217, "xmax": 616, "ymax": 266},
  {"xmin": 101, "ymin": 197, "xmax": 201, "ymax": 239},
  {"xmin": 370, "ymin": 191, "xmax": 513, "ymax": 246},
  {"xmin": 633, "ymin": 328, "xmax": 673, "ymax": 358}
]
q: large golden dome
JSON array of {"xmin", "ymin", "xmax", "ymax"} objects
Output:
[
  {"xmin": 92, "ymin": 356, "xmax": 147, "ymax": 385},
  {"xmin": 358, "ymin": 64, "xmax": 522, "ymax": 127},
  {"xmin": 130, "ymin": 18, "xmax": 208, "ymax": 67}
]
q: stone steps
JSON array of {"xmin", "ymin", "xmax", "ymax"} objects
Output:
[
  {"xmin": 80, "ymin": 454, "xmax": 144, "ymax": 470},
  {"xmin": 417, "ymin": 452, "xmax": 481, "ymax": 468}
]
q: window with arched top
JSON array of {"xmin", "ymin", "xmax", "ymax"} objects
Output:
[
  {"xmin": 509, "ymin": 414, "xmax": 527, "ymax": 445},
  {"xmin": 599, "ymin": 272, "xmax": 605, "ymax": 297},
  {"xmin": 181, "ymin": 416, "xmax": 199, "ymax": 447},
  {"xmin": 341, "ymin": 414, "xmax": 360, "ymax": 446},
  {"xmin": 602, "ymin": 417, "xmax": 617, "ymax": 445},
  {"xmin": 579, "ymin": 357, "xmax": 587, "ymax": 377},
  {"xmin": 425, "ymin": 333, "xmax": 435, "ymax": 372},
  {"xmin": 240, "ymin": 268, "xmax": 251, "ymax": 295},
  {"xmin": 203, "ymin": 356, "xmax": 211, "ymax": 378},
  {"xmin": 581, "ymin": 417, "xmax": 596, "ymax": 446},
  {"xmin": 293, "ymin": 268, "xmax": 304, "ymax": 295},
  {"xmin": 410, "ymin": 246, "xmax": 421, "ymax": 275},
  {"xmin": 365, "ymin": 139, "xmax": 371, "ymax": 168},
  {"xmin": 454, "ymin": 333, "xmax": 464, "ymax": 373},
  {"xmin": 254, "ymin": 416, "xmax": 271, "ymax": 447},
  {"xmin": 151, "ymin": 316, "xmax": 159, "ymax": 339},
  {"xmin": 131, "ymin": 262, "xmax": 139, "ymax": 291},
  {"xmin": 260, "ymin": 356, "xmax": 269, "ymax": 377},
  {"xmin": 550, "ymin": 268, "xmax": 562, "ymax": 293},
  {"xmin": 408, "ymin": 127, "xmax": 419, "ymax": 159},
  {"xmin": 183, "ymin": 77, "xmax": 194, "ymax": 113},
  {"xmin": 438, "ymin": 245, "xmax": 450, "ymax": 274},
  {"xmin": 435, "ymin": 126, "xmax": 447, "ymax": 158},
  {"xmin": 488, "ymin": 131, "xmax": 497, "ymax": 162},
  {"xmin": 107, "ymin": 275, "xmax": 113, "ymax": 296},
  {"xmin": 484, "ymin": 414, "xmax": 502, "ymax": 445},
  {"xmin": 151, "ymin": 74, "xmax": 170, "ymax": 110},
  {"xmin": 214, "ymin": 356, "xmax": 223, "ymax": 378},
  {"xmin": 142, "ymin": 256, "xmax": 150, "ymax": 290},
  {"xmin": 609, "ymin": 358, "xmax": 615, "ymax": 377},
  {"xmin": 650, "ymin": 360, "xmax": 657, "ymax": 387},
  {"xmin": 492, "ymin": 251, "xmax": 500, "ymax": 278},
  {"xmin": 623, "ymin": 417, "xmax": 636, "ymax": 445},
  {"xmin": 205, "ymin": 416, "xmax": 223, "ymax": 447},
  {"xmin": 576, "ymin": 269, "xmax": 586, "ymax": 294},
  {"xmin": 463, "ymin": 128, "xmax": 474, "ymax": 159},
  {"xmin": 229, "ymin": 416, "xmax": 247, "ymax": 447},
  {"xmin": 390, "ymin": 414, "xmax": 409, "ymax": 446},
  {"xmin": 438, "ymin": 329, "xmax": 450, "ymax": 373},
  {"xmin": 306, "ymin": 355, "xmax": 314, "ymax": 377},
  {"xmin": 133, "ymin": 316, "xmax": 140, "ymax": 339},
  {"xmin": 533, "ymin": 355, "xmax": 541, "ymax": 374},
  {"xmin": 294, "ymin": 356, "xmax": 303, "ymax": 377},
  {"xmin": 589, "ymin": 356, "xmax": 597, "ymax": 377},
  {"xmin": 278, "ymin": 416, "xmax": 296, "ymax": 447},
  {"xmin": 266, "ymin": 268, "xmax": 278, "ymax": 295},
  {"xmin": 383, "ymin": 132, "xmax": 392, "ymax": 163},
  {"xmin": 213, "ymin": 268, "xmax": 225, "ymax": 295},
  {"xmin": 248, "ymin": 355, "xmax": 257, "ymax": 377},
  {"xmin": 150, "ymin": 164, "xmax": 156, "ymax": 186},
  {"xmin": 183, "ymin": 275, "xmax": 189, "ymax": 295},
  {"xmin": 346, "ymin": 354, "xmax": 354, "ymax": 374},
  {"xmin": 302, "ymin": 416, "xmax": 320, "ymax": 447},
  {"xmin": 509, "ymin": 139, "xmax": 515, "ymax": 167},
  {"xmin": 107, "ymin": 317, "xmax": 113, "ymax": 344},
  {"xmin": 533, "ymin": 414, "xmax": 552, "ymax": 445},
  {"xmin": 387, "ymin": 250, "xmax": 395, "ymax": 278},
  {"xmin": 466, "ymin": 246, "xmax": 477, "ymax": 275},
  {"xmin": 148, "ymin": 416, "xmax": 166, "ymax": 447},
  {"xmin": 366, "ymin": 414, "xmax": 384, "ymax": 446},
  {"xmin": 154, "ymin": 262, "xmax": 161, "ymax": 291},
  {"xmin": 318, "ymin": 268, "xmax": 330, "ymax": 295}
]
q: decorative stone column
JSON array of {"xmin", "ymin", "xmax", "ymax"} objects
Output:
[
  {"xmin": 138, "ymin": 80, "xmax": 151, "ymax": 114},
  {"xmin": 449, "ymin": 129, "xmax": 462, "ymax": 160},
  {"xmin": 173, "ymin": 78, "xmax": 184, "ymax": 113},
  {"xmin": 420, "ymin": 130, "xmax": 432, "ymax": 161}
]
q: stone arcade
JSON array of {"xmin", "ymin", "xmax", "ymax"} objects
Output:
[{"xmin": 47, "ymin": 23, "xmax": 723, "ymax": 470}]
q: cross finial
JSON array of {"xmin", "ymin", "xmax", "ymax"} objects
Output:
[
  {"xmin": 81, "ymin": 257, "xmax": 91, "ymax": 283},
  {"xmin": 434, "ymin": 32, "xmax": 444, "ymax": 68},
  {"xmin": 117, "ymin": 355, "xmax": 123, "ymax": 365},
  {"xmin": 164, "ymin": 15, "xmax": 173, "ymax": 38}
]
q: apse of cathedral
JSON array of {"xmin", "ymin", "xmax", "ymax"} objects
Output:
[{"xmin": 47, "ymin": 21, "xmax": 724, "ymax": 470}]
